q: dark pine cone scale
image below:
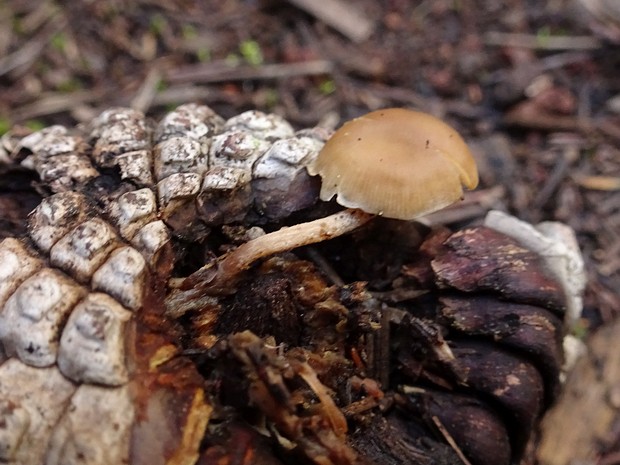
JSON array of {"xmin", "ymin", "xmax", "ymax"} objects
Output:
[{"xmin": 0, "ymin": 104, "xmax": 568, "ymax": 465}]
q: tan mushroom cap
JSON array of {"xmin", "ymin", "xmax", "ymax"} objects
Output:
[{"xmin": 308, "ymin": 108, "xmax": 479, "ymax": 220}]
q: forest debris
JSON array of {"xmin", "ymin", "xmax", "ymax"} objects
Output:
[
  {"xmin": 11, "ymin": 90, "xmax": 104, "ymax": 121},
  {"xmin": 484, "ymin": 31, "xmax": 601, "ymax": 50},
  {"xmin": 130, "ymin": 68, "xmax": 163, "ymax": 113},
  {"xmin": 401, "ymin": 390, "xmax": 512, "ymax": 465},
  {"xmin": 537, "ymin": 317, "xmax": 620, "ymax": 465},
  {"xmin": 418, "ymin": 186, "xmax": 505, "ymax": 226},
  {"xmin": 228, "ymin": 331, "xmax": 358, "ymax": 465},
  {"xmin": 430, "ymin": 415, "xmax": 473, "ymax": 465},
  {"xmin": 489, "ymin": 51, "xmax": 591, "ymax": 104},
  {"xmin": 573, "ymin": 0, "xmax": 620, "ymax": 43},
  {"xmin": 503, "ymin": 99, "xmax": 589, "ymax": 131},
  {"xmin": 167, "ymin": 60, "xmax": 334, "ymax": 84},
  {"xmin": 0, "ymin": 13, "xmax": 66, "ymax": 77},
  {"xmin": 285, "ymin": 0, "xmax": 374, "ymax": 43},
  {"xmin": 532, "ymin": 146, "xmax": 579, "ymax": 210},
  {"xmin": 0, "ymin": 0, "xmax": 618, "ymax": 461},
  {"xmin": 573, "ymin": 174, "xmax": 620, "ymax": 191}
]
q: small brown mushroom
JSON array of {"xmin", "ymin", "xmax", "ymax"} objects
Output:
[
  {"xmin": 310, "ymin": 108, "xmax": 478, "ymax": 219},
  {"xmin": 183, "ymin": 108, "xmax": 479, "ymax": 294}
]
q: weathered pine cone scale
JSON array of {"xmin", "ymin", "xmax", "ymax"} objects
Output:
[{"xmin": 0, "ymin": 104, "xmax": 568, "ymax": 465}]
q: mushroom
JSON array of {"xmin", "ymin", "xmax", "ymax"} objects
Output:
[{"xmin": 182, "ymin": 108, "xmax": 479, "ymax": 294}]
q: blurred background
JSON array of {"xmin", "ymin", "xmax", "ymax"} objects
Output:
[{"xmin": 0, "ymin": 0, "xmax": 619, "ymax": 462}]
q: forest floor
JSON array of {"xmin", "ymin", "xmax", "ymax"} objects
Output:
[{"xmin": 1, "ymin": 0, "xmax": 619, "ymax": 462}]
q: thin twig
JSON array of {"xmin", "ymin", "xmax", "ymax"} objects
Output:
[
  {"xmin": 305, "ymin": 247, "xmax": 345, "ymax": 286},
  {"xmin": 182, "ymin": 209, "xmax": 374, "ymax": 295},
  {"xmin": 150, "ymin": 85, "xmax": 218, "ymax": 106},
  {"xmin": 285, "ymin": 0, "xmax": 374, "ymax": 43},
  {"xmin": 484, "ymin": 31, "xmax": 601, "ymax": 50},
  {"xmin": 167, "ymin": 60, "xmax": 334, "ymax": 84},
  {"xmin": 130, "ymin": 68, "xmax": 163, "ymax": 113},
  {"xmin": 431, "ymin": 415, "xmax": 474, "ymax": 465},
  {"xmin": 0, "ymin": 16, "xmax": 67, "ymax": 77},
  {"xmin": 11, "ymin": 90, "xmax": 105, "ymax": 122},
  {"xmin": 533, "ymin": 147, "xmax": 579, "ymax": 209},
  {"xmin": 418, "ymin": 186, "xmax": 505, "ymax": 227}
]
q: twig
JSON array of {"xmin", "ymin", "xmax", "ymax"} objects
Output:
[
  {"xmin": 503, "ymin": 101, "xmax": 593, "ymax": 132},
  {"xmin": 285, "ymin": 0, "xmax": 374, "ymax": 43},
  {"xmin": 370, "ymin": 288, "xmax": 428, "ymax": 304},
  {"xmin": 418, "ymin": 186, "xmax": 506, "ymax": 227},
  {"xmin": 130, "ymin": 68, "xmax": 163, "ymax": 113},
  {"xmin": 364, "ymin": 83, "xmax": 432, "ymax": 111},
  {"xmin": 573, "ymin": 175, "xmax": 620, "ymax": 191},
  {"xmin": 599, "ymin": 451, "xmax": 620, "ymax": 465},
  {"xmin": 377, "ymin": 305, "xmax": 391, "ymax": 389},
  {"xmin": 11, "ymin": 90, "xmax": 105, "ymax": 122},
  {"xmin": 167, "ymin": 60, "xmax": 334, "ymax": 84},
  {"xmin": 533, "ymin": 147, "xmax": 579, "ymax": 209},
  {"xmin": 305, "ymin": 247, "xmax": 345, "ymax": 286},
  {"xmin": 431, "ymin": 415, "xmax": 474, "ymax": 465},
  {"xmin": 182, "ymin": 209, "xmax": 374, "ymax": 295},
  {"xmin": 484, "ymin": 31, "xmax": 601, "ymax": 50},
  {"xmin": 0, "ymin": 16, "xmax": 67, "ymax": 77},
  {"xmin": 150, "ymin": 85, "xmax": 218, "ymax": 106}
]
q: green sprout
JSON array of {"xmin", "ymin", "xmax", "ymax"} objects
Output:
[
  {"xmin": 12, "ymin": 17, "xmax": 23, "ymax": 35},
  {"xmin": 571, "ymin": 319, "xmax": 589, "ymax": 340},
  {"xmin": 239, "ymin": 40, "xmax": 263, "ymax": 66},
  {"xmin": 156, "ymin": 78, "xmax": 167, "ymax": 92},
  {"xmin": 51, "ymin": 32, "xmax": 66, "ymax": 52},
  {"xmin": 182, "ymin": 24, "xmax": 197, "ymax": 40},
  {"xmin": 536, "ymin": 26, "xmax": 551, "ymax": 47},
  {"xmin": 149, "ymin": 14, "xmax": 167, "ymax": 36},
  {"xmin": 319, "ymin": 79, "xmax": 336, "ymax": 95},
  {"xmin": 56, "ymin": 78, "xmax": 83, "ymax": 92},
  {"xmin": 264, "ymin": 88, "xmax": 279, "ymax": 109},
  {"xmin": 196, "ymin": 47, "xmax": 211, "ymax": 62},
  {"xmin": 0, "ymin": 118, "xmax": 10, "ymax": 136},
  {"xmin": 25, "ymin": 120, "xmax": 46, "ymax": 131}
]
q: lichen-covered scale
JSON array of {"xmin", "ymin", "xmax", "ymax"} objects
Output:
[
  {"xmin": 57, "ymin": 292, "xmax": 132, "ymax": 385},
  {"xmin": 107, "ymin": 188, "xmax": 158, "ymax": 240},
  {"xmin": 0, "ymin": 268, "xmax": 85, "ymax": 367},
  {"xmin": 18, "ymin": 125, "xmax": 79, "ymax": 158},
  {"xmin": 154, "ymin": 103, "xmax": 225, "ymax": 143},
  {"xmin": 154, "ymin": 136, "xmax": 207, "ymax": 182},
  {"xmin": 130, "ymin": 220, "xmax": 171, "ymax": 269},
  {"xmin": 49, "ymin": 218, "xmax": 120, "ymax": 283},
  {"xmin": 115, "ymin": 149, "xmax": 155, "ymax": 186},
  {"xmin": 91, "ymin": 110, "xmax": 150, "ymax": 168},
  {"xmin": 27, "ymin": 192, "xmax": 91, "ymax": 253},
  {"xmin": 45, "ymin": 384, "xmax": 135, "ymax": 465},
  {"xmin": 157, "ymin": 172, "xmax": 202, "ymax": 221},
  {"xmin": 223, "ymin": 110, "xmax": 295, "ymax": 140},
  {"xmin": 92, "ymin": 246, "xmax": 147, "ymax": 311},
  {"xmin": 0, "ymin": 239, "xmax": 42, "ymax": 306},
  {"xmin": 0, "ymin": 359, "xmax": 76, "ymax": 464}
]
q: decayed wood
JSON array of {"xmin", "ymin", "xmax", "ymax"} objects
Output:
[{"xmin": 537, "ymin": 318, "xmax": 620, "ymax": 465}]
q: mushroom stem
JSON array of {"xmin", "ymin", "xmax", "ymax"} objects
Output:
[{"xmin": 182, "ymin": 208, "xmax": 375, "ymax": 294}]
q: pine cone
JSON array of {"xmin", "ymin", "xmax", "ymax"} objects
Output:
[{"xmin": 0, "ymin": 104, "xmax": 574, "ymax": 465}]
